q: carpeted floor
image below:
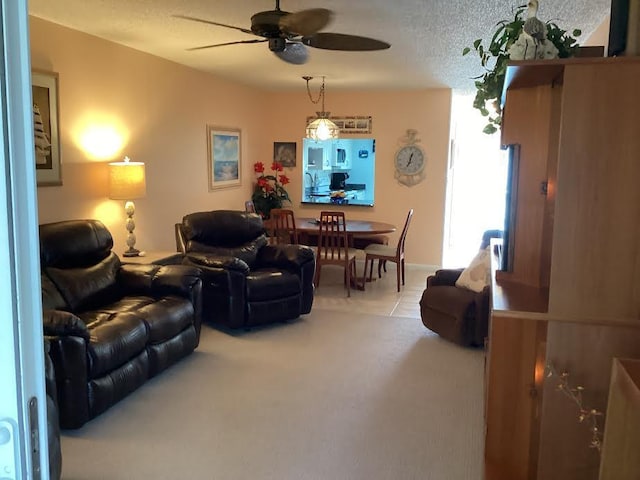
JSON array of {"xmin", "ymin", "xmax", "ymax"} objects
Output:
[{"xmin": 60, "ymin": 308, "xmax": 485, "ymax": 479}]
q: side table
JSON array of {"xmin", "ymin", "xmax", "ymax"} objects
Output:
[{"xmin": 120, "ymin": 251, "xmax": 184, "ymax": 265}]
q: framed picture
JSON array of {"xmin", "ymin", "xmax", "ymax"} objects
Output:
[
  {"xmin": 273, "ymin": 141, "xmax": 296, "ymax": 167},
  {"xmin": 32, "ymin": 70, "xmax": 61, "ymax": 186},
  {"xmin": 207, "ymin": 126, "xmax": 241, "ymax": 190},
  {"xmin": 306, "ymin": 115, "xmax": 372, "ymax": 135}
]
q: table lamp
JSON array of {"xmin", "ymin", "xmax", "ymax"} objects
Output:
[{"xmin": 108, "ymin": 156, "xmax": 146, "ymax": 257}]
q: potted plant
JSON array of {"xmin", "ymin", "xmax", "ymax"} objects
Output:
[
  {"xmin": 251, "ymin": 161, "xmax": 291, "ymax": 219},
  {"xmin": 463, "ymin": 2, "xmax": 581, "ymax": 134}
]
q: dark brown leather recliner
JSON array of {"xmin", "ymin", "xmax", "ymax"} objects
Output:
[
  {"xmin": 419, "ymin": 230, "xmax": 502, "ymax": 347},
  {"xmin": 40, "ymin": 219, "xmax": 202, "ymax": 429},
  {"xmin": 177, "ymin": 210, "xmax": 315, "ymax": 329}
]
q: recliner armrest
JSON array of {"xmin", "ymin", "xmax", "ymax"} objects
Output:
[
  {"xmin": 42, "ymin": 309, "xmax": 90, "ymax": 340},
  {"xmin": 257, "ymin": 244, "xmax": 315, "ymax": 272},
  {"xmin": 184, "ymin": 252, "xmax": 250, "ymax": 274},
  {"xmin": 427, "ymin": 268, "xmax": 465, "ymax": 287}
]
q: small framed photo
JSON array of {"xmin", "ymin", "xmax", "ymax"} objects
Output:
[
  {"xmin": 273, "ymin": 141, "xmax": 296, "ymax": 167},
  {"xmin": 207, "ymin": 126, "xmax": 241, "ymax": 190},
  {"xmin": 32, "ymin": 70, "xmax": 62, "ymax": 186}
]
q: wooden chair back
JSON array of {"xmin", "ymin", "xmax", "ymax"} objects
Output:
[
  {"xmin": 315, "ymin": 211, "xmax": 358, "ymax": 296},
  {"xmin": 317, "ymin": 211, "xmax": 350, "ymax": 262},
  {"xmin": 269, "ymin": 208, "xmax": 298, "ymax": 245},
  {"xmin": 396, "ymin": 209, "xmax": 414, "ymax": 257},
  {"xmin": 363, "ymin": 208, "xmax": 414, "ymax": 292}
]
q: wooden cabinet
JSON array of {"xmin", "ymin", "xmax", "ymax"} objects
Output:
[{"xmin": 484, "ymin": 57, "xmax": 640, "ymax": 480}]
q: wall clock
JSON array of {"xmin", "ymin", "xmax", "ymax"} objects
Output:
[{"xmin": 394, "ymin": 129, "xmax": 426, "ymax": 186}]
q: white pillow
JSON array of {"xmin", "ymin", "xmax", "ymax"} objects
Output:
[{"xmin": 455, "ymin": 247, "xmax": 491, "ymax": 293}]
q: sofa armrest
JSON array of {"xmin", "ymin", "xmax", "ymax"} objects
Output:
[
  {"xmin": 427, "ymin": 268, "xmax": 464, "ymax": 287},
  {"xmin": 257, "ymin": 244, "xmax": 315, "ymax": 272},
  {"xmin": 152, "ymin": 265, "xmax": 203, "ymax": 342},
  {"xmin": 151, "ymin": 265, "xmax": 201, "ymax": 297},
  {"xmin": 45, "ymin": 333, "xmax": 89, "ymax": 429},
  {"xmin": 42, "ymin": 309, "xmax": 90, "ymax": 340},
  {"xmin": 119, "ymin": 263, "xmax": 202, "ymax": 297}
]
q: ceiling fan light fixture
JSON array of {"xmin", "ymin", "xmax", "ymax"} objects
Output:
[{"xmin": 304, "ymin": 76, "xmax": 339, "ymax": 141}]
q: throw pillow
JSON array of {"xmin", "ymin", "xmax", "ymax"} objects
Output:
[{"xmin": 455, "ymin": 247, "xmax": 491, "ymax": 293}]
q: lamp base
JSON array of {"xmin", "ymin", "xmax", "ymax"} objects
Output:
[{"xmin": 123, "ymin": 248, "xmax": 141, "ymax": 257}]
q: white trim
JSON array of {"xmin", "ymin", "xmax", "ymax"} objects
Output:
[{"xmin": 0, "ymin": 0, "xmax": 49, "ymax": 477}]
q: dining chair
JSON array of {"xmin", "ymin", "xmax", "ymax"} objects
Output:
[
  {"xmin": 315, "ymin": 211, "xmax": 359, "ymax": 297},
  {"xmin": 244, "ymin": 200, "xmax": 256, "ymax": 213},
  {"xmin": 269, "ymin": 208, "xmax": 299, "ymax": 245},
  {"xmin": 363, "ymin": 209, "xmax": 414, "ymax": 292}
]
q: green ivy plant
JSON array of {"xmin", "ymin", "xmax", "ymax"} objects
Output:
[{"xmin": 463, "ymin": 5, "xmax": 581, "ymax": 134}]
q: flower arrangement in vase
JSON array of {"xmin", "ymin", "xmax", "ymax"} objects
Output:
[
  {"xmin": 463, "ymin": 1, "xmax": 581, "ymax": 134},
  {"xmin": 251, "ymin": 161, "xmax": 291, "ymax": 219}
]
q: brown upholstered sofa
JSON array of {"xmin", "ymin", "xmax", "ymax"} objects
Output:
[{"xmin": 40, "ymin": 219, "xmax": 202, "ymax": 429}]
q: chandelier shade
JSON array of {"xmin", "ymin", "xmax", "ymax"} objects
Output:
[
  {"xmin": 303, "ymin": 76, "xmax": 340, "ymax": 141},
  {"xmin": 306, "ymin": 114, "xmax": 340, "ymax": 141}
]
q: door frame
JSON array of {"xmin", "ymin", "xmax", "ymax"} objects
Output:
[{"xmin": 0, "ymin": 0, "xmax": 49, "ymax": 477}]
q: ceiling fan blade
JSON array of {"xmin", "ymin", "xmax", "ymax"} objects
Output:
[
  {"xmin": 279, "ymin": 8, "xmax": 333, "ymax": 36},
  {"xmin": 173, "ymin": 14, "xmax": 255, "ymax": 36},
  {"xmin": 187, "ymin": 39, "xmax": 267, "ymax": 51},
  {"xmin": 273, "ymin": 42, "xmax": 308, "ymax": 65},
  {"xmin": 302, "ymin": 33, "xmax": 391, "ymax": 51}
]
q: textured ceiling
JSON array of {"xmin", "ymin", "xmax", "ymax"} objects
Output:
[{"xmin": 29, "ymin": 0, "xmax": 610, "ymax": 92}]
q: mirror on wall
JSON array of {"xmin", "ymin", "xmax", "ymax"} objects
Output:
[{"xmin": 301, "ymin": 138, "xmax": 375, "ymax": 206}]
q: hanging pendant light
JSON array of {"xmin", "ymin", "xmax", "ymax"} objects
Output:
[{"xmin": 303, "ymin": 76, "xmax": 340, "ymax": 141}]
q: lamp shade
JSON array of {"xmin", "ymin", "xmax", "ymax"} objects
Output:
[
  {"xmin": 306, "ymin": 115, "xmax": 340, "ymax": 141},
  {"xmin": 108, "ymin": 157, "xmax": 146, "ymax": 200}
]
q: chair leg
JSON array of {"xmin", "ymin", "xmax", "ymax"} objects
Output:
[
  {"xmin": 383, "ymin": 260, "xmax": 387, "ymax": 272},
  {"xmin": 377, "ymin": 259, "xmax": 383, "ymax": 278},
  {"xmin": 345, "ymin": 262, "xmax": 351, "ymax": 297},
  {"xmin": 396, "ymin": 261, "xmax": 401, "ymax": 292},
  {"xmin": 360, "ymin": 259, "xmax": 366, "ymax": 291},
  {"xmin": 401, "ymin": 258, "xmax": 406, "ymax": 286},
  {"xmin": 367, "ymin": 257, "xmax": 374, "ymax": 282},
  {"xmin": 314, "ymin": 263, "xmax": 321, "ymax": 288}
]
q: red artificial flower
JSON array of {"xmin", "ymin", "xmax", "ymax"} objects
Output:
[
  {"xmin": 257, "ymin": 177, "xmax": 269, "ymax": 188},
  {"xmin": 279, "ymin": 174, "xmax": 290, "ymax": 185},
  {"xmin": 254, "ymin": 162, "xmax": 265, "ymax": 173},
  {"xmin": 271, "ymin": 161, "xmax": 284, "ymax": 172}
]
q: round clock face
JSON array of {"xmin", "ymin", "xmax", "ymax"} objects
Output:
[{"xmin": 395, "ymin": 145, "xmax": 425, "ymax": 176}]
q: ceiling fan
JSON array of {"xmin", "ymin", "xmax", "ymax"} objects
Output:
[{"xmin": 174, "ymin": 0, "xmax": 391, "ymax": 65}]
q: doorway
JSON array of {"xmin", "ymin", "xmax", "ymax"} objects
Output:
[{"xmin": 442, "ymin": 94, "xmax": 509, "ymax": 268}]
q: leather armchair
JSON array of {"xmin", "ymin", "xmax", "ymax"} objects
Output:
[
  {"xmin": 177, "ymin": 210, "xmax": 315, "ymax": 329},
  {"xmin": 40, "ymin": 219, "xmax": 202, "ymax": 428}
]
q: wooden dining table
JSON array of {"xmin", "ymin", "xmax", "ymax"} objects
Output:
[{"xmin": 295, "ymin": 217, "xmax": 397, "ymax": 238}]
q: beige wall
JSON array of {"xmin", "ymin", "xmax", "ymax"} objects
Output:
[
  {"xmin": 30, "ymin": 17, "xmax": 451, "ymax": 266},
  {"xmin": 262, "ymin": 89, "xmax": 451, "ymax": 266}
]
